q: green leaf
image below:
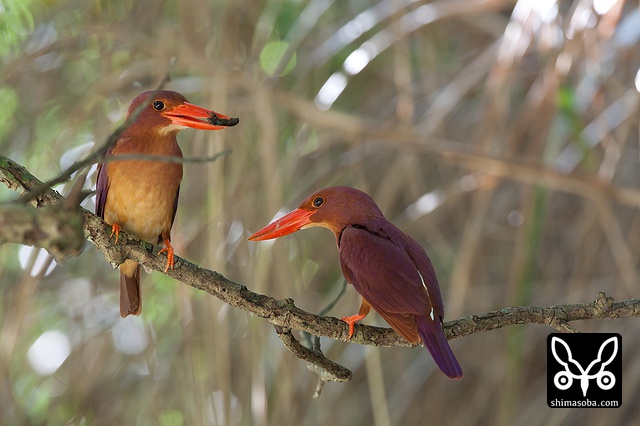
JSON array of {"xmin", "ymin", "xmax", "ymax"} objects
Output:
[{"xmin": 260, "ymin": 40, "xmax": 296, "ymax": 76}]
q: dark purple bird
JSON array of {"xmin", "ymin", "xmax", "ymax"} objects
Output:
[{"xmin": 249, "ymin": 186, "xmax": 463, "ymax": 379}]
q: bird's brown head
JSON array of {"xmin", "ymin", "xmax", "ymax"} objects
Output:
[
  {"xmin": 249, "ymin": 186, "xmax": 385, "ymax": 241},
  {"xmin": 126, "ymin": 90, "xmax": 239, "ymax": 134}
]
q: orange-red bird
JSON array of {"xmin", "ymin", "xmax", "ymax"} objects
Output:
[
  {"xmin": 96, "ymin": 90, "xmax": 238, "ymax": 317},
  {"xmin": 249, "ymin": 186, "xmax": 462, "ymax": 379}
]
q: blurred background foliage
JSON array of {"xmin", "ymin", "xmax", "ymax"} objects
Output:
[{"xmin": 1, "ymin": 0, "xmax": 640, "ymax": 425}]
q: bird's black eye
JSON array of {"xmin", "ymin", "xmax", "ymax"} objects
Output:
[
  {"xmin": 312, "ymin": 197, "xmax": 324, "ymax": 208},
  {"xmin": 152, "ymin": 100, "xmax": 165, "ymax": 111}
]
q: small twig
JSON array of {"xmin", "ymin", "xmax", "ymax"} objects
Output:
[
  {"xmin": 309, "ymin": 335, "xmax": 329, "ymax": 398},
  {"xmin": 274, "ymin": 326, "xmax": 352, "ymax": 383},
  {"xmin": 302, "ymin": 279, "xmax": 347, "ymax": 347},
  {"xmin": 63, "ymin": 168, "xmax": 90, "ymax": 209},
  {"xmin": 99, "ymin": 149, "xmax": 231, "ymax": 166},
  {"xmin": 55, "ymin": 151, "xmax": 232, "ymax": 206},
  {"xmin": 318, "ymin": 279, "xmax": 348, "ymax": 317},
  {"xmin": 301, "ymin": 279, "xmax": 348, "ymax": 397},
  {"xmin": 312, "ymin": 379, "xmax": 326, "ymax": 400},
  {"xmin": 16, "ymin": 57, "xmax": 177, "ymax": 205}
]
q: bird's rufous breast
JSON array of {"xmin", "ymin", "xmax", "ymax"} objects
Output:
[{"xmin": 103, "ymin": 158, "xmax": 182, "ymax": 244}]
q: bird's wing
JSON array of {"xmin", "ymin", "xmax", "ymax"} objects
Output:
[
  {"xmin": 95, "ymin": 160, "xmax": 110, "ymax": 218},
  {"xmin": 404, "ymin": 235, "xmax": 446, "ymax": 319},
  {"xmin": 171, "ymin": 186, "xmax": 180, "ymax": 228},
  {"xmin": 158, "ymin": 186, "xmax": 180, "ymax": 245},
  {"xmin": 95, "ymin": 141, "xmax": 122, "ymax": 218},
  {"xmin": 339, "ymin": 225, "xmax": 434, "ymax": 343}
]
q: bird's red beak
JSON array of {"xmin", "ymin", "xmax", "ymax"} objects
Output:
[
  {"xmin": 162, "ymin": 102, "xmax": 239, "ymax": 130},
  {"xmin": 249, "ymin": 208, "xmax": 316, "ymax": 241}
]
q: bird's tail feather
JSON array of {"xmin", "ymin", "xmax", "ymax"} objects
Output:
[
  {"xmin": 416, "ymin": 316, "xmax": 463, "ymax": 379},
  {"xmin": 119, "ymin": 263, "xmax": 141, "ymax": 317}
]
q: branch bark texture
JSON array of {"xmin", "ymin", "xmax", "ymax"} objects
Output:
[{"xmin": 2, "ymin": 155, "xmax": 639, "ymax": 384}]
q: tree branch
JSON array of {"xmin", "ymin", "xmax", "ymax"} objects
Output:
[
  {"xmin": 2, "ymin": 155, "xmax": 639, "ymax": 385},
  {"xmin": 274, "ymin": 326, "xmax": 352, "ymax": 382},
  {"xmin": 0, "ymin": 203, "xmax": 84, "ymax": 262}
]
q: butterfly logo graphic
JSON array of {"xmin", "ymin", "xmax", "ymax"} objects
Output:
[{"xmin": 551, "ymin": 336, "xmax": 617, "ymax": 397}]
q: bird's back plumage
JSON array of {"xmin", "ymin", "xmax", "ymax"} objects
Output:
[{"xmin": 339, "ymin": 223, "xmax": 462, "ymax": 379}]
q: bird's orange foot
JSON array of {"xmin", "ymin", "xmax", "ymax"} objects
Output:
[
  {"xmin": 158, "ymin": 239, "xmax": 175, "ymax": 272},
  {"xmin": 341, "ymin": 313, "xmax": 367, "ymax": 340},
  {"xmin": 110, "ymin": 223, "xmax": 121, "ymax": 243}
]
